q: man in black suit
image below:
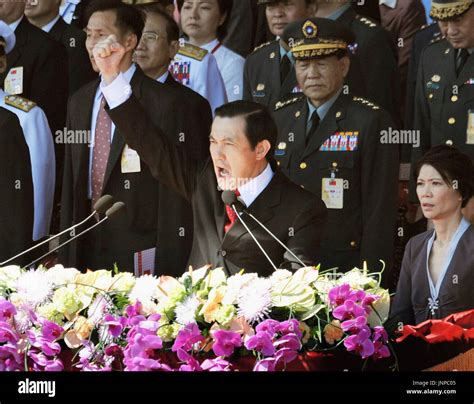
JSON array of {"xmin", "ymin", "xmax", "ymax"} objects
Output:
[
  {"xmin": 0, "ymin": 1, "xmax": 68, "ymax": 135},
  {"xmin": 61, "ymin": 0, "xmax": 92, "ymax": 29},
  {"xmin": 25, "ymin": 0, "xmax": 97, "ymax": 95},
  {"xmin": 90, "ymin": 32, "xmax": 327, "ymax": 277},
  {"xmin": 0, "ymin": 107, "xmax": 34, "ymax": 266},
  {"xmin": 60, "ymin": 0, "xmax": 209, "ymax": 276}
]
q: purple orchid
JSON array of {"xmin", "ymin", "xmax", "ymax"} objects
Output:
[
  {"xmin": 0, "ymin": 300, "xmax": 17, "ymax": 321},
  {"xmin": 341, "ymin": 316, "xmax": 367, "ymax": 334},
  {"xmin": 255, "ymin": 319, "xmax": 280, "ymax": 336},
  {"xmin": 201, "ymin": 357, "xmax": 232, "ymax": 372},
  {"xmin": 373, "ymin": 341, "xmax": 390, "ymax": 359},
  {"xmin": 172, "ymin": 323, "xmax": 205, "ymax": 353},
  {"xmin": 277, "ymin": 319, "xmax": 302, "ymax": 338},
  {"xmin": 103, "ymin": 314, "xmax": 127, "ymax": 338},
  {"xmin": 328, "ymin": 284, "xmax": 353, "ymax": 307},
  {"xmin": 253, "ymin": 357, "xmax": 276, "ymax": 372},
  {"xmin": 274, "ymin": 347, "xmax": 298, "ymax": 366},
  {"xmin": 0, "ymin": 322, "xmax": 19, "ymax": 344},
  {"xmin": 244, "ymin": 331, "xmax": 275, "ymax": 356},
  {"xmin": 212, "ymin": 330, "xmax": 242, "ymax": 357},
  {"xmin": 0, "ymin": 343, "xmax": 23, "ymax": 371},
  {"xmin": 343, "ymin": 327, "xmax": 375, "ymax": 359},
  {"xmin": 40, "ymin": 319, "xmax": 64, "ymax": 342},
  {"xmin": 333, "ymin": 299, "xmax": 366, "ymax": 321},
  {"xmin": 372, "ymin": 326, "xmax": 389, "ymax": 343},
  {"xmin": 177, "ymin": 349, "xmax": 203, "ymax": 371},
  {"xmin": 125, "ymin": 301, "xmax": 143, "ymax": 318},
  {"xmin": 273, "ymin": 333, "xmax": 301, "ymax": 351}
]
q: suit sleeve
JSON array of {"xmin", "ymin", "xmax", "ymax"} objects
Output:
[
  {"xmin": 0, "ymin": 112, "xmax": 34, "ymax": 265},
  {"xmin": 390, "ymin": 238, "xmax": 416, "ymax": 326},
  {"xmin": 360, "ymin": 110, "xmax": 399, "ymax": 277},
  {"xmin": 242, "ymin": 58, "xmax": 253, "ymax": 101},
  {"xmin": 282, "ymin": 198, "xmax": 327, "ymax": 270},
  {"xmin": 107, "ymin": 95, "xmax": 201, "ymax": 202}
]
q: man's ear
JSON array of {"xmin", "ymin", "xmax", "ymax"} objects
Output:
[
  {"xmin": 169, "ymin": 40, "xmax": 180, "ymax": 60},
  {"xmin": 256, "ymin": 139, "xmax": 272, "ymax": 161},
  {"xmin": 0, "ymin": 56, "xmax": 7, "ymax": 75},
  {"xmin": 340, "ymin": 55, "xmax": 350, "ymax": 78},
  {"xmin": 123, "ymin": 32, "xmax": 138, "ymax": 53}
]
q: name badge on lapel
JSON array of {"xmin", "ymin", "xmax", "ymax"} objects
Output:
[
  {"xmin": 322, "ymin": 178, "xmax": 343, "ymax": 209},
  {"xmin": 121, "ymin": 144, "xmax": 141, "ymax": 173},
  {"xmin": 467, "ymin": 110, "xmax": 474, "ymax": 145},
  {"xmin": 4, "ymin": 67, "xmax": 23, "ymax": 95}
]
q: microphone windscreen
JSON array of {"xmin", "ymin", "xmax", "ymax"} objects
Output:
[
  {"xmin": 221, "ymin": 190, "xmax": 238, "ymax": 206},
  {"xmin": 93, "ymin": 194, "xmax": 114, "ymax": 214},
  {"xmin": 105, "ymin": 201, "xmax": 126, "ymax": 218}
]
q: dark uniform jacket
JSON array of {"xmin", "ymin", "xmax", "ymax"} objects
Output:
[
  {"xmin": 106, "ymin": 95, "xmax": 328, "ymax": 277},
  {"xmin": 336, "ymin": 7, "xmax": 400, "ymax": 122},
  {"xmin": 243, "ymin": 40, "xmax": 299, "ymax": 110},
  {"xmin": 49, "ymin": 16, "xmax": 97, "ymax": 96},
  {"xmin": 391, "ymin": 225, "xmax": 474, "ymax": 325},
  {"xmin": 273, "ymin": 93, "xmax": 399, "ymax": 278},
  {"xmin": 0, "ymin": 17, "xmax": 68, "ymax": 135},
  {"xmin": 412, "ymin": 38, "xmax": 474, "ymax": 160},
  {"xmin": 59, "ymin": 67, "xmax": 210, "ymax": 276},
  {"xmin": 0, "ymin": 107, "xmax": 34, "ymax": 266}
]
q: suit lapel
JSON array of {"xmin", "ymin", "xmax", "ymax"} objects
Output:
[
  {"xmin": 72, "ymin": 80, "xmax": 99, "ymax": 192},
  {"xmin": 302, "ymin": 94, "xmax": 349, "ymax": 160},
  {"xmin": 279, "ymin": 64, "xmax": 298, "ymax": 98},
  {"xmin": 49, "ymin": 18, "xmax": 67, "ymax": 42},
  {"xmin": 6, "ymin": 18, "xmax": 28, "ymax": 70},
  {"xmin": 102, "ymin": 67, "xmax": 144, "ymax": 190},
  {"xmin": 456, "ymin": 50, "xmax": 474, "ymax": 86}
]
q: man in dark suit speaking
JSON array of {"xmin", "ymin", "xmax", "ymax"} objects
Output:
[{"xmin": 91, "ymin": 34, "xmax": 327, "ymax": 277}]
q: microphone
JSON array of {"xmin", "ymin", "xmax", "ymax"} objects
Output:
[
  {"xmin": 24, "ymin": 201, "xmax": 126, "ymax": 269},
  {"xmin": 222, "ymin": 191, "xmax": 277, "ymax": 271},
  {"xmin": 0, "ymin": 195, "xmax": 115, "ymax": 266},
  {"xmin": 222, "ymin": 190, "xmax": 306, "ymax": 269}
]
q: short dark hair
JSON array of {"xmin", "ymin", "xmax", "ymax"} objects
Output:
[
  {"xmin": 141, "ymin": 4, "xmax": 180, "ymax": 43},
  {"xmin": 215, "ymin": 101, "xmax": 278, "ymax": 162},
  {"xmin": 176, "ymin": 0, "xmax": 233, "ymax": 41},
  {"xmin": 85, "ymin": 0, "xmax": 145, "ymax": 43},
  {"xmin": 414, "ymin": 145, "xmax": 474, "ymax": 208}
]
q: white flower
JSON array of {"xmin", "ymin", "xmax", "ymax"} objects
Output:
[
  {"xmin": 13, "ymin": 304, "xmax": 34, "ymax": 333},
  {"xmin": 87, "ymin": 294, "xmax": 112, "ymax": 325},
  {"xmin": 129, "ymin": 275, "xmax": 159, "ymax": 303},
  {"xmin": 45, "ymin": 265, "xmax": 80, "ymax": 287},
  {"xmin": 269, "ymin": 269, "xmax": 292, "ymax": 286},
  {"xmin": 175, "ymin": 294, "xmax": 201, "ymax": 325},
  {"xmin": 237, "ymin": 278, "xmax": 272, "ymax": 324},
  {"xmin": 14, "ymin": 269, "xmax": 53, "ymax": 307},
  {"xmin": 109, "ymin": 272, "xmax": 136, "ymax": 293},
  {"xmin": 367, "ymin": 289, "xmax": 390, "ymax": 327},
  {"xmin": 0, "ymin": 265, "xmax": 22, "ymax": 291},
  {"xmin": 338, "ymin": 268, "xmax": 377, "ymax": 289},
  {"xmin": 222, "ymin": 273, "xmax": 258, "ymax": 305}
]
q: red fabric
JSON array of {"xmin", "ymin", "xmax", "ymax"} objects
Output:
[
  {"xmin": 224, "ymin": 190, "xmax": 240, "ymax": 233},
  {"xmin": 396, "ymin": 309, "xmax": 474, "ymax": 344}
]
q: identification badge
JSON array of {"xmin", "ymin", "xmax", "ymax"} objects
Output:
[
  {"xmin": 134, "ymin": 247, "xmax": 156, "ymax": 277},
  {"xmin": 467, "ymin": 110, "xmax": 474, "ymax": 145},
  {"xmin": 4, "ymin": 67, "xmax": 23, "ymax": 95},
  {"xmin": 322, "ymin": 178, "xmax": 343, "ymax": 209},
  {"xmin": 121, "ymin": 144, "xmax": 141, "ymax": 173}
]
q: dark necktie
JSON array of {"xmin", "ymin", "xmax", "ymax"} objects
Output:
[
  {"xmin": 456, "ymin": 48, "xmax": 469, "ymax": 76},
  {"xmin": 91, "ymin": 96, "xmax": 112, "ymax": 211},
  {"xmin": 280, "ymin": 54, "xmax": 291, "ymax": 85},
  {"xmin": 306, "ymin": 110, "xmax": 320, "ymax": 143},
  {"xmin": 224, "ymin": 190, "xmax": 240, "ymax": 233}
]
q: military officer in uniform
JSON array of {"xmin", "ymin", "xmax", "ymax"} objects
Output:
[
  {"xmin": 0, "ymin": 22, "xmax": 55, "ymax": 242},
  {"xmin": 243, "ymin": 0, "xmax": 317, "ymax": 109},
  {"xmin": 411, "ymin": 0, "xmax": 474, "ymax": 221},
  {"xmin": 273, "ymin": 18, "xmax": 399, "ymax": 280}
]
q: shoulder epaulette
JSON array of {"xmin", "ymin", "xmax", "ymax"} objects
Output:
[
  {"xmin": 274, "ymin": 96, "xmax": 303, "ymax": 111},
  {"xmin": 4, "ymin": 95, "xmax": 36, "ymax": 112},
  {"xmin": 252, "ymin": 40, "xmax": 274, "ymax": 53},
  {"xmin": 429, "ymin": 34, "xmax": 444, "ymax": 44},
  {"xmin": 356, "ymin": 14, "xmax": 378, "ymax": 28},
  {"xmin": 353, "ymin": 96, "xmax": 380, "ymax": 110},
  {"xmin": 177, "ymin": 43, "xmax": 208, "ymax": 61}
]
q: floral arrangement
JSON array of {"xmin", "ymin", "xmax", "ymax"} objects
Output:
[{"xmin": 0, "ymin": 263, "xmax": 393, "ymax": 372}]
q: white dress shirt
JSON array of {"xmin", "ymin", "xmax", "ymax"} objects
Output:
[
  {"xmin": 201, "ymin": 39, "xmax": 245, "ymax": 102},
  {"xmin": 379, "ymin": 0, "xmax": 397, "ymax": 8},
  {"xmin": 88, "ymin": 63, "xmax": 136, "ymax": 198},
  {"xmin": 238, "ymin": 163, "xmax": 274, "ymax": 208},
  {"xmin": 8, "ymin": 16, "xmax": 23, "ymax": 32},
  {"xmin": 0, "ymin": 89, "xmax": 55, "ymax": 240}
]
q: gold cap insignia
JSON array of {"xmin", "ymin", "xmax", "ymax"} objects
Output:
[{"xmin": 302, "ymin": 20, "xmax": 318, "ymax": 39}]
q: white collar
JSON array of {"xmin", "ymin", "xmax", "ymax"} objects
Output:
[
  {"xmin": 42, "ymin": 15, "xmax": 62, "ymax": 33},
  {"xmin": 200, "ymin": 38, "xmax": 220, "ymax": 53},
  {"xmin": 238, "ymin": 163, "xmax": 274, "ymax": 208},
  {"xmin": 157, "ymin": 71, "xmax": 169, "ymax": 83},
  {"xmin": 379, "ymin": 0, "xmax": 397, "ymax": 8},
  {"xmin": 9, "ymin": 15, "xmax": 23, "ymax": 32}
]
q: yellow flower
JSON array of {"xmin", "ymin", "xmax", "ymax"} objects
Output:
[
  {"xmin": 199, "ymin": 286, "xmax": 225, "ymax": 323},
  {"xmin": 299, "ymin": 322, "xmax": 311, "ymax": 345},
  {"xmin": 64, "ymin": 316, "xmax": 94, "ymax": 349},
  {"xmin": 324, "ymin": 320, "xmax": 344, "ymax": 345}
]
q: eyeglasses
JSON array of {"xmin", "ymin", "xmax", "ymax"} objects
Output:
[{"xmin": 141, "ymin": 32, "xmax": 168, "ymax": 43}]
